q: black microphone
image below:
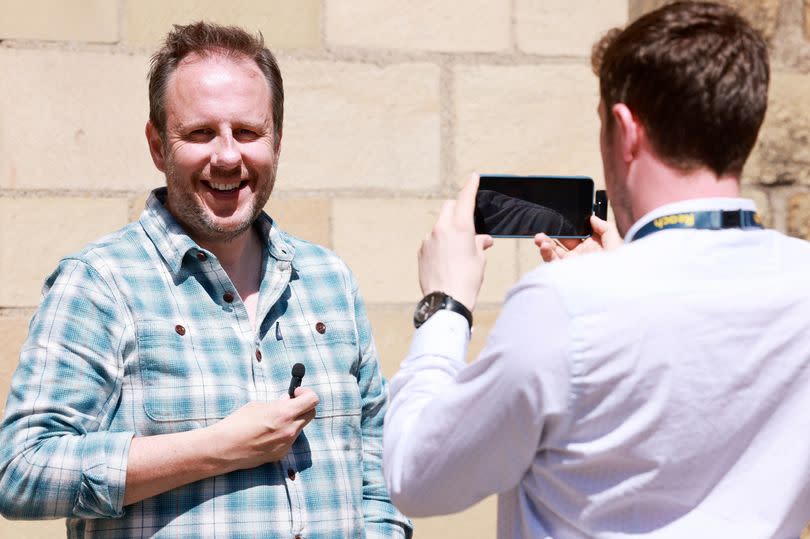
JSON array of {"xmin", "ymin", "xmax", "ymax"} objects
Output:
[{"xmin": 288, "ymin": 363, "xmax": 305, "ymax": 398}]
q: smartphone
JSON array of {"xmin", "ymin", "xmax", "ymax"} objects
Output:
[{"xmin": 474, "ymin": 175, "xmax": 604, "ymax": 238}]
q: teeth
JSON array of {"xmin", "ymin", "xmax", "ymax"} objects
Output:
[{"xmin": 210, "ymin": 182, "xmax": 241, "ymax": 191}]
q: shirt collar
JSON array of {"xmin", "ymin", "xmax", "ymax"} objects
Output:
[
  {"xmin": 139, "ymin": 187, "xmax": 295, "ymax": 275},
  {"xmin": 624, "ymin": 197, "xmax": 757, "ymax": 243}
]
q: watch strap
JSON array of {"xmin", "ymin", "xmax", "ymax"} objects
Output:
[{"xmin": 441, "ymin": 295, "xmax": 473, "ymax": 329}]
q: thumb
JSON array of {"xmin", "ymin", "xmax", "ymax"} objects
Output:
[{"xmin": 590, "ymin": 215, "xmax": 610, "ymax": 236}]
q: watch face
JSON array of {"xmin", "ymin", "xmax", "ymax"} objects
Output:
[{"xmin": 414, "ymin": 292, "xmax": 447, "ymax": 327}]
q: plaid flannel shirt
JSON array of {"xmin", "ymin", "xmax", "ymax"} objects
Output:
[{"xmin": 0, "ymin": 188, "xmax": 412, "ymax": 538}]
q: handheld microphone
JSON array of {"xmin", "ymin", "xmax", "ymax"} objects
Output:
[{"xmin": 288, "ymin": 363, "xmax": 305, "ymax": 398}]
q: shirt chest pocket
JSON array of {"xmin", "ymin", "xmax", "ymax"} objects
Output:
[
  {"xmin": 136, "ymin": 322, "xmax": 249, "ymax": 424},
  {"xmin": 280, "ymin": 318, "xmax": 362, "ymax": 418}
]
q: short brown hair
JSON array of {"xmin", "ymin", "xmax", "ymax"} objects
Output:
[
  {"xmin": 592, "ymin": 1, "xmax": 769, "ymax": 177},
  {"xmin": 148, "ymin": 21, "xmax": 284, "ymax": 138}
]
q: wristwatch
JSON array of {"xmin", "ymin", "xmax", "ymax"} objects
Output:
[{"xmin": 413, "ymin": 291, "xmax": 473, "ymax": 329}]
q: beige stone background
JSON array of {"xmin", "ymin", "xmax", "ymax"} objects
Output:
[{"xmin": 1, "ymin": 0, "xmax": 809, "ymax": 537}]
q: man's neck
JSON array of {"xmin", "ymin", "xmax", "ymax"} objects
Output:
[
  {"xmin": 197, "ymin": 226, "xmax": 264, "ymax": 331},
  {"xmin": 628, "ymin": 155, "xmax": 741, "ymax": 222},
  {"xmin": 197, "ymin": 226, "xmax": 262, "ymax": 275}
]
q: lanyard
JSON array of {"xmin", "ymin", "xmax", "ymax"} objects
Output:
[{"xmin": 630, "ymin": 209, "xmax": 763, "ymax": 242}]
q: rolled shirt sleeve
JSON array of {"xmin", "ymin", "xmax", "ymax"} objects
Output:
[{"xmin": 0, "ymin": 258, "xmax": 134, "ymax": 520}]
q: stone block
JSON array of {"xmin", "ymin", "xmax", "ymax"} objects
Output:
[
  {"xmin": 788, "ymin": 192, "xmax": 810, "ymax": 240},
  {"xmin": 129, "ymin": 191, "xmax": 154, "ymax": 222},
  {"xmin": 806, "ymin": 0, "xmax": 810, "ymax": 41},
  {"xmin": 122, "ymin": 0, "xmax": 320, "ymax": 49},
  {"xmin": 277, "ymin": 60, "xmax": 440, "ymax": 192},
  {"xmin": 366, "ymin": 306, "xmax": 414, "ymax": 381},
  {"xmin": 0, "ymin": 197, "xmax": 129, "ymax": 307},
  {"xmin": 745, "ymin": 72, "xmax": 810, "ymax": 187},
  {"xmin": 0, "ymin": 49, "xmax": 163, "ymax": 192},
  {"xmin": 413, "ymin": 495, "xmax": 497, "ymax": 539},
  {"xmin": 0, "ymin": 517, "xmax": 65, "ymax": 539},
  {"xmin": 0, "ymin": 0, "xmax": 117, "ymax": 42},
  {"xmin": 332, "ymin": 199, "xmax": 516, "ymax": 304},
  {"xmin": 454, "ymin": 64, "xmax": 602, "ymax": 187},
  {"xmin": 325, "ymin": 0, "xmax": 510, "ymax": 53},
  {"xmin": 264, "ymin": 197, "xmax": 331, "ymax": 248},
  {"xmin": 740, "ymin": 185, "xmax": 773, "ymax": 228},
  {"xmin": 516, "ymin": 0, "xmax": 627, "ymax": 56},
  {"xmin": 629, "ymin": 0, "xmax": 779, "ymax": 41}
]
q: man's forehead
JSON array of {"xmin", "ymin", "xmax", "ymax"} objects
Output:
[
  {"xmin": 175, "ymin": 49, "xmax": 261, "ymax": 76},
  {"xmin": 163, "ymin": 50, "xmax": 273, "ymax": 128}
]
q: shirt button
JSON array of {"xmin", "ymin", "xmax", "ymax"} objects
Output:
[
  {"xmin": 255, "ymin": 349, "xmax": 262, "ymax": 362},
  {"xmin": 175, "ymin": 324, "xmax": 186, "ymax": 336},
  {"xmin": 315, "ymin": 322, "xmax": 326, "ymax": 334},
  {"xmin": 287, "ymin": 468, "xmax": 296, "ymax": 480},
  {"xmin": 223, "ymin": 292, "xmax": 234, "ymax": 303},
  {"xmin": 196, "ymin": 252, "xmax": 207, "ymax": 261}
]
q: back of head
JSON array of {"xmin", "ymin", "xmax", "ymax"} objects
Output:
[
  {"xmin": 147, "ymin": 21, "xmax": 284, "ymax": 139},
  {"xmin": 592, "ymin": 1, "xmax": 769, "ymax": 177}
]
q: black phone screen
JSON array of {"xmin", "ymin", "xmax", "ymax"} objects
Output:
[{"xmin": 474, "ymin": 175, "xmax": 594, "ymax": 238}]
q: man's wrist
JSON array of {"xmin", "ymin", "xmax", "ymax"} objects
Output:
[{"xmin": 413, "ymin": 291, "xmax": 473, "ymax": 329}]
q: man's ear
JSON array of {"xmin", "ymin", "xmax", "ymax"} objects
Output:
[
  {"xmin": 611, "ymin": 103, "xmax": 640, "ymax": 164},
  {"xmin": 145, "ymin": 121, "xmax": 167, "ymax": 172}
]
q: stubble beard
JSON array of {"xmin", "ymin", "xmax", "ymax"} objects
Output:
[{"xmin": 164, "ymin": 163, "xmax": 276, "ymax": 245}]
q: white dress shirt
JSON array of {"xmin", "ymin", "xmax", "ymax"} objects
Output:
[{"xmin": 384, "ymin": 198, "xmax": 810, "ymax": 538}]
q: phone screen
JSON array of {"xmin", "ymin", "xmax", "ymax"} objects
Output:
[{"xmin": 474, "ymin": 175, "xmax": 594, "ymax": 238}]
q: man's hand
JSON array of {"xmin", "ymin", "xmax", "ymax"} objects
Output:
[
  {"xmin": 534, "ymin": 215, "xmax": 621, "ymax": 263},
  {"xmin": 124, "ymin": 388, "xmax": 319, "ymax": 506},
  {"xmin": 210, "ymin": 388, "xmax": 320, "ymax": 473},
  {"xmin": 418, "ymin": 173, "xmax": 494, "ymax": 312}
]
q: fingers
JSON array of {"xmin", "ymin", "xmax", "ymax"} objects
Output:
[
  {"xmin": 287, "ymin": 387, "xmax": 319, "ymax": 416},
  {"xmin": 454, "ymin": 173, "xmax": 480, "ymax": 225},
  {"xmin": 558, "ymin": 239, "xmax": 582, "ymax": 250},
  {"xmin": 476, "ymin": 234, "xmax": 494, "ymax": 251},
  {"xmin": 534, "ymin": 233, "xmax": 566, "ymax": 262}
]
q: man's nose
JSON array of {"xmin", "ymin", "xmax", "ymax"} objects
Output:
[{"xmin": 211, "ymin": 134, "xmax": 241, "ymax": 169}]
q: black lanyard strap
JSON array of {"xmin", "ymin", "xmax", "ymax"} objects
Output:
[{"xmin": 631, "ymin": 209, "xmax": 763, "ymax": 242}]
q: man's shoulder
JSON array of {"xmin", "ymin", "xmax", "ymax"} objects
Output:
[
  {"xmin": 61, "ymin": 221, "xmax": 152, "ymax": 272},
  {"xmin": 281, "ymin": 230, "xmax": 353, "ymax": 277},
  {"xmin": 518, "ymin": 228, "xmax": 810, "ymax": 311},
  {"xmin": 514, "ymin": 235, "xmax": 689, "ymax": 316}
]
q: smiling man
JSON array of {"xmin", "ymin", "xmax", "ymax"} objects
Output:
[{"xmin": 0, "ymin": 22, "xmax": 410, "ymax": 538}]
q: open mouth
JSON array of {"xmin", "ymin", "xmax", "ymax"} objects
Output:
[{"xmin": 204, "ymin": 180, "xmax": 248, "ymax": 193}]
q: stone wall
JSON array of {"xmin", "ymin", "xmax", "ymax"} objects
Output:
[{"xmin": 1, "ymin": 1, "xmax": 808, "ymax": 537}]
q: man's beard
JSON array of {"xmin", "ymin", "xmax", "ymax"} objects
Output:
[{"xmin": 164, "ymin": 165, "xmax": 276, "ymax": 245}]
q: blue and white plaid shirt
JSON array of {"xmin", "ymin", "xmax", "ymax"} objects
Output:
[{"xmin": 0, "ymin": 188, "xmax": 412, "ymax": 538}]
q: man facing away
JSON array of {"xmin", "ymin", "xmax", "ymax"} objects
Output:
[
  {"xmin": 0, "ymin": 22, "xmax": 411, "ymax": 538},
  {"xmin": 384, "ymin": 2, "xmax": 810, "ymax": 538}
]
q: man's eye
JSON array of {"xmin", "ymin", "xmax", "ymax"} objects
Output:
[
  {"xmin": 234, "ymin": 129, "xmax": 259, "ymax": 141},
  {"xmin": 187, "ymin": 129, "xmax": 214, "ymax": 141}
]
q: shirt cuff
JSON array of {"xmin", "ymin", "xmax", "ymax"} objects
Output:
[
  {"xmin": 76, "ymin": 431, "xmax": 134, "ymax": 519},
  {"xmin": 406, "ymin": 309, "xmax": 470, "ymax": 365}
]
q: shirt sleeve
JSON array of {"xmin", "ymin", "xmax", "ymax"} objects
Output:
[
  {"xmin": 349, "ymin": 273, "xmax": 413, "ymax": 538},
  {"xmin": 383, "ymin": 275, "xmax": 573, "ymax": 517},
  {"xmin": 0, "ymin": 258, "xmax": 134, "ymax": 520}
]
